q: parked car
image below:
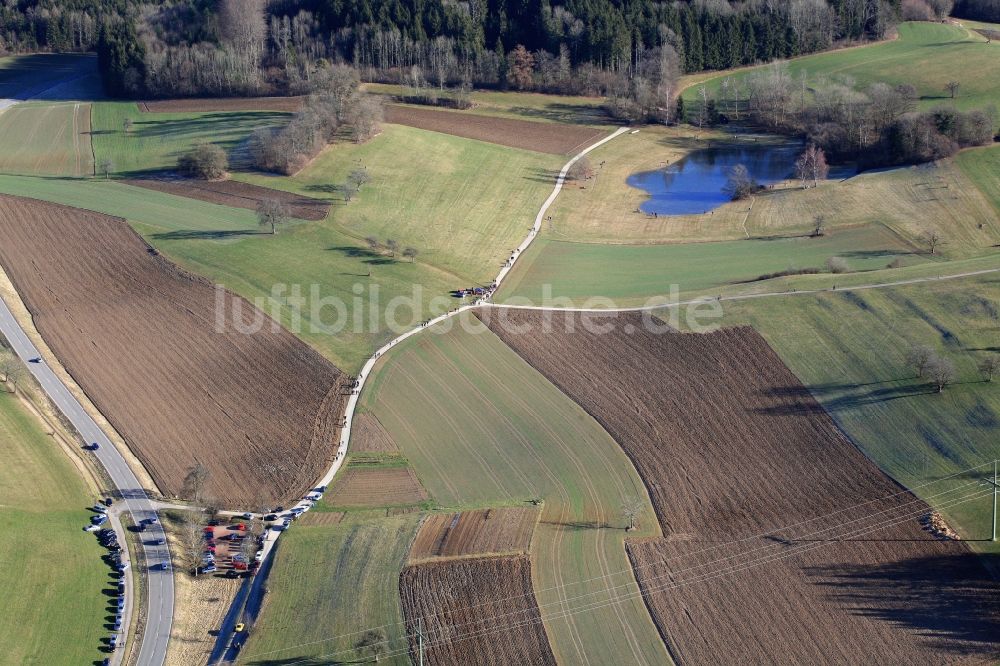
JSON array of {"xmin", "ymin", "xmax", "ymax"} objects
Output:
[
  {"xmin": 263, "ymin": 514, "xmax": 277, "ymax": 522},
  {"xmin": 234, "ymin": 623, "xmax": 245, "ymax": 633},
  {"xmin": 147, "ymin": 538, "xmax": 165, "ymax": 546},
  {"xmin": 241, "ymin": 512, "xmax": 253, "ymax": 519},
  {"xmin": 84, "ymin": 524, "xmax": 100, "ymax": 532},
  {"xmin": 254, "ymin": 550, "xmax": 264, "ymax": 562},
  {"xmin": 91, "ymin": 514, "xmax": 108, "ymax": 525},
  {"xmin": 118, "ymin": 561, "xmax": 130, "ymax": 572},
  {"xmin": 92, "ymin": 504, "xmax": 108, "ymax": 514},
  {"xmin": 104, "ymin": 497, "xmax": 114, "ymax": 507}
]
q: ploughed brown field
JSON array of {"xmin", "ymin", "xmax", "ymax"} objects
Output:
[
  {"xmin": 484, "ymin": 309, "xmax": 1000, "ymax": 664},
  {"xmin": 124, "ymin": 177, "xmax": 330, "ymax": 221},
  {"xmin": 399, "ymin": 555, "xmax": 557, "ymax": 666},
  {"xmin": 383, "ymin": 105, "xmax": 608, "ymax": 154},
  {"xmin": 0, "ymin": 194, "xmax": 347, "ymax": 507},
  {"xmin": 138, "ymin": 96, "xmax": 605, "ymax": 154},
  {"xmin": 324, "ymin": 466, "xmax": 428, "ymax": 507},
  {"xmin": 409, "ymin": 507, "xmax": 539, "ymax": 562}
]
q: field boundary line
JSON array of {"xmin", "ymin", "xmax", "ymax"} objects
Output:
[{"xmin": 488, "ymin": 267, "xmax": 1000, "ymax": 313}]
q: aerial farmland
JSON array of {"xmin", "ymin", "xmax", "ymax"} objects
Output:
[{"xmin": 0, "ymin": 3, "xmax": 998, "ymax": 665}]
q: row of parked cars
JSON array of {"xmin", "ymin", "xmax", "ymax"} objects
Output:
[
  {"xmin": 265, "ymin": 487, "xmax": 327, "ymax": 532},
  {"xmin": 94, "ymin": 520, "xmax": 127, "ymax": 655}
]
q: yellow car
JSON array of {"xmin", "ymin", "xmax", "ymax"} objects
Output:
[{"xmin": 234, "ymin": 623, "xmax": 245, "ymax": 633}]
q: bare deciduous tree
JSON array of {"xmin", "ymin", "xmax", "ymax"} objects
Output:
[
  {"xmin": 348, "ymin": 168, "xmax": 371, "ymax": 191},
  {"xmin": 257, "ymin": 198, "xmax": 290, "ymax": 234},
  {"xmin": 402, "ymin": 247, "xmax": 418, "ymax": 262},
  {"xmin": 181, "ymin": 462, "xmax": 210, "ymax": 502},
  {"xmin": 621, "ymin": 497, "xmax": 644, "ymax": 531},
  {"xmin": 794, "ymin": 144, "xmax": 829, "ymax": 188},
  {"xmin": 979, "ymin": 355, "xmax": 1000, "ymax": 382},
  {"xmin": 724, "ymin": 164, "xmax": 757, "ymax": 200},
  {"xmin": 178, "ymin": 143, "xmax": 228, "ymax": 180},
  {"xmin": 98, "ymin": 158, "xmax": 114, "ymax": 179},
  {"xmin": 812, "ymin": 215, "xmax": 827, "ymax": 237},
  {"xmin": 906, "ymin": 345, "xmax": 937, "ymax": 378},
  {"xmin": 355, "ymin": 629, "xmax": 386, "ymax": 662},
  {"xmin": 348, "ymin": 95, "xmax": 383, "ymax": 143},
  {"xmin": 364, "ymin": 236, "xmax": 380, "ymax": 252},
  {"xmin": 919, "ymin": 229, "xmax": 944, "ymax": 255},
  {"xmin": 123, "ymin": 117, "xmax": 134, "ymax": 134},
  {"xmin": 385, "ymin": 239, "xmax": 399, "ymax": 257},
  {"xmin": 927, "ymin": 356, "xmax": 957, "ymax": 392},
  {"xmin": 945, "ymin": 81, "xmax": 960, "ymax": 99},
  {"xmin": 825, "ymin": 256, "xmax": 850, "ymax": 274},
  {"xmin": 178, "ymin": 513, "xmax": 206, "ymax": 575},
  {"xmin": 567, "ymin": 156, "xmax": 595, "ymax": 182}
]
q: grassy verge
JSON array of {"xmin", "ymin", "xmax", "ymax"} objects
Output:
[
  {"xmin": 238, "ymin": 512, "xmax": 420, "ymax": 665},
  {"xmin": 358, "ymin": 320, "xmax": 671, "ymax": 665},
  {"xmin": 0, "ymin": 389, "xmax": 107, "ymax": 664},
  {"xmin": 669, "ymin": 271, "xmax": 1000, "ymax": 557}
]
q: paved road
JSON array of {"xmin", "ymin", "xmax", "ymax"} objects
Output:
[{"xmin": 0, "ymin": 298, "xmax": 173, "ymax": 665}]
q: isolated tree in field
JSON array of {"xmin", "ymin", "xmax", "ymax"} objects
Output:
[
  {"xmin": 979, "ymin": 355, "xmax": 1000, "ymax": 382},
  {"xmin": 825, "ymin": 256, "xmax": 849, "ymax": 274},
  {"xmin": 724, "ymin": 164, "xmax": 757, "ymax": 200},
  {"xmin": 567, "ymin": 156, "xmax": 595, "ymax": 182},
  {"xmin": 98, "ymin": 158, "xmax": 114, "ymax": 179},
  {"xmin": 794, "ymin": 144, "xmax": 829, "ymax": 188},
  {"xmin": 906, "ymin": 344, "xmax": 937, "ymax": 378},
  {"xmin": 621, "ymin": 497, "xmax": 643, "ymax": 532},
  {"xmin": 256, "ymin": 198, "xmax": 289, "ymax": 234},
  {"xmin": 946, "ymin": 81, "xmax": 960, "ymax": 99},
  {"xmin": 181, "ymin": 462, "xmax": 210, "ymax": 502},
  {"xmin": 178, "ymin": 514, "xmax": 205, "ymax": 575},
  {"xmin": 919, "ymin": 229, "xmax": 944, "ymax": 255},
  {"xmin": 355, "ymin": 629, "xmax": 386, "ymax": 662},
  {"xmin": 364, "ymin": 236, "xmax": 381, "ymax": 253},
  {"xmin": 385, "ymin": 239, "xmax": 399, "ymax": 257},
  {"xmin": 927, "ymin": 356, "xmax": 957, "ymax": 392},
  {"xmin": 348, "ymin": 168, "xmax": 370, "ymax": 191},
  {"xmin": 123, "ymin": 117, "xmax": 133, "ymax": 134},
  {"xmin": 506, "ymin": 45, "xmax": 535, "ymax": 90},
  {"xmin": 2, "ymin": 355, "xmax": 24, "ymax": 393},
  {"xmin": 178, "ymin": 143, "xmax": 228, "ymax": 180},
  {"xmin": 0, "ymin": 350, "xmax": 17, "ymax": 382},
  {"xmin": 812, "ymin": 215, "xmax": 827, "ymax": 237},
  {"xmin": 402, "ymin": 247, "xmax": 418, "ymax": 262}
]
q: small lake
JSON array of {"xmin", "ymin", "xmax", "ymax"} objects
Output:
[{"xmin": 627, "ymin": 143, "xmax": 851, "ymax": 216}]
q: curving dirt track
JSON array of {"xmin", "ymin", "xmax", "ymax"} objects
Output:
[
  {"xmin": 483, "ymin": 309, "xmax": 1000, "ymax": 665},
  {"xmin": 399, "ymin": 555, "xmax": 557, "ymax": 666},
  {"xmin": 0, "ymin": 194, "xmax": 347, "ymax": 507}
]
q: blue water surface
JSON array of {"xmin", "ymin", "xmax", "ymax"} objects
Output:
[{"xmin": 627, "ymin": 143, "xmax": 850, "ymax": 216}]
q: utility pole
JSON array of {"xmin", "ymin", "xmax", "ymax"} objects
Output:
[{"xmin": 984, "ymin": 461, "xmax": 999, "ymax": 542}]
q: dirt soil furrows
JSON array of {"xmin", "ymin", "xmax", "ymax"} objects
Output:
[
  {"xmin": 384, "ymin": 105, "xmax": 607, "ymax": 154},
  {"xmin": 325, "ymin": 466, "xmax": 428, "ymax": 507},
  {"xmin": 399, "ymin": 555, "xmax": 557, "ymax": 666},
  {"xmin": 351, "ymin": 412, "xmax": 399, "ymax": 452},
  {"xmin": 483, "ymin": 309, "xmax": 1000, "ymax": 664},
  {"xmin": 0, "ymin": 194, "xmax": 348, "ymax": 507},
  {"xmin": 409, "ymin": 507, "xmax": 539, "ymax": 561},
  {"xmin": 124, "ymin": 177, "xmax": 330, "ymax": 221}
]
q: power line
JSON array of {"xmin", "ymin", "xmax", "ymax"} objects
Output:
[
  {"xmin": 248, "ymin": 474, "xmax": 989, "ymax": 664},
  {"xmin": 244, "ymin": 460, "xmax": 992, "ymax": 661},
  {"xmin": 287, "ymin": 486, "xmax": 992, "ymax": 666}
]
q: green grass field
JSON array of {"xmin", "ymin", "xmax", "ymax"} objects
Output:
[
  {"xmin": 499, "ymin": 223, "xmax": 926, "ymax": 306},
  {"xmin": 0, "ymin": 391, "xmax": 108, "ymax": 664},
  {"xmin": 358, "ymin": 320, "xmax": 671, "ymax": 665},
  {"xmin": 239, "ymin": 512, "xmax": 420, "ymax": 665},
  {"xmin": 91, "ymin": 102, "xmax": 289, "ymax": 175},
  {"xmin": 0, "ymin": 101, "xmax": 92, "ymax": 177},
  {"xmin": 672, "ymin": 273, "xmax": 1000, "ymax": 557},
  {"xmin": 957, "ymin": 144, "xmax": 1000, "ymax": 217},
  {"xmin": 235, "ymin": 124, "xmax": 564, "ymax": 283},
  {"xmin": 683, "ymin": 22, "xmax": 1000, "ymax": 118}
]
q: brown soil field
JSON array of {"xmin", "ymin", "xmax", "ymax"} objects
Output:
[
  {"xmin": 296, "ymin": 511, "xmax": 346, "ymax": 527},
  {"xmin": 384, "ymin": 104, "xmax": 607, "ymax": 154},
  {"xmin": 325, "ymin": 466, "xmax": 428, "ymax": 507},
  {"xmin": 409, "ymin": 507, "xmax": 539, "ymax": 561},
  {"xmin": 484, "ymin": 310, "xmax": 1000, "ymax": 664},
  {"xmin": 0, "ymin": 194, "xmax": 348, "ymax": 507},
  {"xmin": 138, "ymin": 96, "xmax": 605, "ymax": 154},
  {"xmin": 138, "ymin": 96, "xmax": 305, "ymax": 113},
  {"xmin": 351, "ymin": 412, "xmax": 399, "ymax": 452},
  {"xmin": 399, "ymin": 555, "xmax": 557, "ymax": 666},
  {"xmin": 124, "ymin": 177, "xmax": 330, "ymax": 221}
]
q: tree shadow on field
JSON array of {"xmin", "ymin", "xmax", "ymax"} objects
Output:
[
  {"xmin": 151, "ymin": 229, "xmax": 264, "ymax": 241},
  {"xmin": 327, "ymin": 245, "xmax": 398, "ymax": 265},
  {"xmin": 539, "ymin": 519, "xmax": 606, "ymax": 531},
  {"xmin": 756, "ymin": 381, "xmax": 936, "ymax": 415},
  {"xmin": 804, "ymin": 553, "xmax": 1000, "ymax": 656},
  {"xmin": 523, "ymin": 167, "xmax": 561, "ymax": 184}
]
